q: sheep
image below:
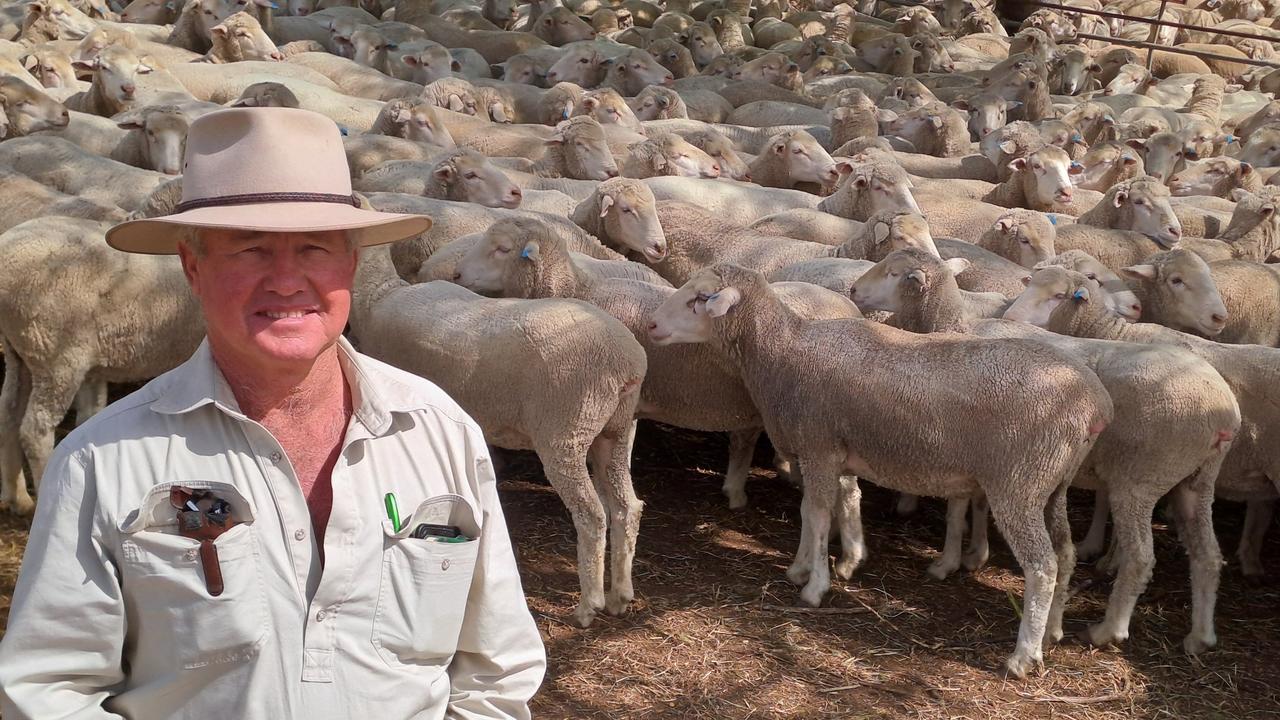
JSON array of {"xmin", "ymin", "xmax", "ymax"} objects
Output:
[
  {"xmin": 1215, "ymin": 187, "xmax": 1280, "ymax": 262},
  {"xmin": 627, "ymin": 85, "xmax": 687, "ymax": 121},
  {"xmin": 1204, "ymin": 259, "xmax": 1280, "ymax": 347},
  {"xmin": 1236, "ymin": 123, "xmax": 1280, "ymax": 168},
  {"xmin": 1041, "ymin": 264, "xmax": 1280, "ymax": 579},
  {"xmin": 120, "ymin": 0, "xmax": 182, "ymax": 24},
  {"xmin": 1074, "ymin": 141, "xmax": 1144, "ymax": 192},
  {"xmin": 533, "ymin": 6, "xmax": 596, "ymax": 46},
  {"xmin": 1169, "ymin": 158, "xmax": 1262, "ymax": 199},
  {"xmin": 203, "ymin": 10, "xmax": 283, "ymax": 63},
  {"xmin": 349, "ymin": 243, "xmax": 645, "ymax": 628},
  {"xmin": 0, "ymin": 135, "xmax": 168, "ymax": 211},
  {"xmin": 1052, "ymin": 177, "xmax": 1181, "ymax": 271},
  {"xmin": 283, "ymin": 52, "xmax": 423, "ymax": 101},
  {"xmin": 23, "ymin": 0, "xmax": 171, "ymax": 43},
  {"xmin": 0, "ymin": 76, "xmax": 70, "ymax": 137},
  {"xmin": 365, "ymin": 97, "xmax": 456, "ymax": 147},
  {"xmin": 817, "ymin": 156, "xmax": 922, "ymax": 221},
  {"xmin": 726, "ymin": 100, "xmax": 828, "ymax": 129},
  {"xmin": 643, "ymin": 118, "xmax": 831, "ymax": 155},
  {"xmin": 620, "ymin": 133, "xmax": 721, "ymax": 179},
  {"xmin": 419, "ymin": 76, "xmax": 481, "ymax": 115},
  {"xmin": 601, "ymin": 47, "xmax": 674, "ymax": 96},
  {"xmin": 971, "ymin": 272, "xmax": 1239, "ymax": 652},
  {"xmin": 646, "ymin": 37, "xmax": 698, "ymax": 79},
  {"xmin": 573, "ymin": 87, "xmax": 643, "ymax": 134},
  {"xmin": 981, "ymin": 145, "xmax": 1099, "ymax": 215},
  {"xmin": 850, "ymin": 248, "xmax": 1008, "ymax": 332},
  {"xmin": 0, "ymin": 217, "xmax": 204, "ymax": 516},
  {"xmin": 644, "ymin": 175, "xmax": 821, "ymax": 222},
  {"xmin": 396, "ymin": 41, "xmax": 461, "ymax": 84},
  {"xmin": 20, "ymin": 47, "xmax": 84, "ymax": 92},
  {"xmin": 747, "ymin": 129, "xmax": 841, "ymax": 191},
  {"xmin": 343, "ymin": 134, "xmax": 453, "ymax": 178},
  {"xmin": 1034, "ymin": 250, "xmax": 1145, "ymax": 323},
  {"xmin": 34, "ymin": 106, "xmax": 189, "ymax": 175},
  {"xmin": 976, "ymin": 209, "xmax": 1057, "ymax": 268},
  {"xmin": 64, "ymin": 45, "xmax": 187, "ymax": 117},
  {"xmin": 882, "ymin": 103, "xmax": 972, "ymax": 158},
  {"xmin": 353, "ymin": 149, "xmax": 523, "ymax": 208},
  {"xmin": 647, "ymin": 263, "xmax": 1112, "ymax": 678},
  {"xmin": 569, "ymin": 177, "xmax": 668, "ymax": 261},
  {"xmin": 681, "ymin": 128, "xmax": 750, "ymax": 181},
  {"xmin": 464, "ymin": 115, "xmax": 619, "ymax": 181},
  {"xmin": 227, "ymin": 80, "xmax": 301, "ymax": 108},
  {"xmin": 0, "ymin": 169, "xmax": 128, "ymax": 233}
]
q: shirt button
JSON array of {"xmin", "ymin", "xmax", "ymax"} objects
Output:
[
  {"xmin": 185, "ymin": 549, "xmax": 198, "ymax": 561},
  {"xmin": 270, "ymin": 451, "xmax": 282, "ymax": 463},
  {"xmin": 294, "ymin": 529, "xmax": 307, "ymax": 541},
  {"xmin": 316, "ymin": 609, "xmax": 329, "ymax": 622}
]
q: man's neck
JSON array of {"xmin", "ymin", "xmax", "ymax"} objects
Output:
[{"xmin": 212, "ymin": 343, "xmax": 350, "ymax": 424}]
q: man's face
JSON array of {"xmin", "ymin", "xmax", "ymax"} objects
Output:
[{"xmin": 178, "ymin": 229, "xmax": 357, "ymax": 373}]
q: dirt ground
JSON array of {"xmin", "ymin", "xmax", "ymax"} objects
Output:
[{"xmin": 1, "ymin": 421, "xmax": 1278, "ymax": 718}]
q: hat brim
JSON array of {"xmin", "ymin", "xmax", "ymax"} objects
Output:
[{"xmin": 105, "ymin": 201, "xmax": 433, "ymax": 254}]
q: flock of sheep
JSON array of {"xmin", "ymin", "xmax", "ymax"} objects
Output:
[{"xmin": 2, "ymin": 0, "xmax": 1280, "ymax": 681}]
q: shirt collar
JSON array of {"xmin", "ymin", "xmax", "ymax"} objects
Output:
[{"xmin": 151, "ymin": 336, "xmax": 402, "ymax": 437}]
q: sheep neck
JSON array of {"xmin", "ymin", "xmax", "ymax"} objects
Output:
[
  {"xmin": 1218, "ymin": 212, "xmax": 1279, "ymax": 262},
  {"xmin": 747, "ymin": 152, "xmax": 789, "ymax": 189},
  {"xmin": 712, "ymin": 277, "xmax": 805, "ymax": 378},
  {"xmin": 351, "ymin": 245, "xmax": 408, "ymax": 328}
]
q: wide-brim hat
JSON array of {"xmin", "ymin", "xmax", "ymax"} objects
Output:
[{"xmin": 106, "ymin": 107, "xmax": 432, "ymax": 254}]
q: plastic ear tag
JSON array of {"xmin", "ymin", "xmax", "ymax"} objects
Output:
[
  {"xmin": 339, "ymin": 126, "xmax": 349, "ymax": 136},
  {"xmin": 1073, "ymin": 288, "xmax": 1087, "ymax": 300},
  {"xmin": 1071, "ymin": 134, "xmax": 1082, "ymax": 143},
  {"xmin": 1225, "ymin": 134, "xmax": 1236, "ymax": 144},
  {"xmin": 1047, "ymin": 214, "xmax": 1057, "ymax": 225},
  {"xmin": 521, "ymin": 245, "xmax": 533, "ymax": 258}
]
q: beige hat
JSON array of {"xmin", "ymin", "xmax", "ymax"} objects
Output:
[{"xmin": 106, "ymin": 107, "xmax": 432, "ymax": 254}]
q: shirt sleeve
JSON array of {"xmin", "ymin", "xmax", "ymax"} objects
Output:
[
  {"xmin": 0, "ymin": 446, "xmax": 128, "ymax": 720},
  {"xmin": 446, "ymin": 431, "xmax": 546, "ymax": 720}
]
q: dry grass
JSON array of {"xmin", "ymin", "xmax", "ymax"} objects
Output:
[{"xmin": 0, "ymin": 421, "xmax": 1277, "ymax": 718}]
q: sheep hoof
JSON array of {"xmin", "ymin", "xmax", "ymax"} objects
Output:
[
  {"xmin": 786, "ymin": 563, "xmax": 811, "ymax": 586},
  {"xmin": 724, "ymin": 490, "xmax": 748, "ymax": 510},
  {"xmin": 1183, "ymin": 632, "xmax": 1217, "ymax": 655},
  {"xmin": 962, "ymin": 548, "xmax": 989, "ymax": 571},
  {"xmin": 605, "ymin": 594, "xmax": 632, "ymax": 616},
  {"xmin": 1076, "ymin": 539, "xmax": 1104, "ymax": 561},
  {"xmin": 798, "ymin": 581, "xmax": 827, "ymax": 608},
  {"xmin": 2, "ymin": 497, "xmax": 34, "ymax": 516},
  {"xmin": 1002, "ymin": 652, "xmax": 1043, "ymax": 680},
  {"xmin": 834, "ymin": 557, "xmax": 859, "ymax": 581},
  {"xmin": 572, "ymin": 606, "xmax": 598, "ymax": 629},
  {"xmin": 927, "ymin": 558, "xmax": 959, "ymax": 580},
  {"xmin": 1081, "ymin": 623, "xmax": 1125, "ymax": 648}
]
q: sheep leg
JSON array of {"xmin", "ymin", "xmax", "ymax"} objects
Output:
[
  {"xmin": 1172, "ymin": 464, "xmax": 1223, "ymax": 655},
  {"xmin": 987, "ymin": 491, "xmax": 1058, "ymax": 679},
  {"xmin": 964, "ymin": 494, "xmax": 990, "ymax": 571},
  {"xmin": 21, "ymin": 367, "xmax": 87, "ymax": 498},
  {"xmin": 1084, "ymin": 486, "xmax": 1155, "ymax": 648},
  {"xmin": 1077, "ymin": 487, "xmax": 1110, "ymax": 561},
  {"xmin": 723, "ymin": 429, "xmax": 761, "ymax": 509},
  {"xmin": 1237, "ymin": 499, "xmax": 1274, "ymax": 578},
  {"xmin": 1044, "ymin": 483, "xmax": 1075, "ymax": 645},
  {"xmin": 0, "ymin": 350, "xmax": 33, "ymax": 515},
  {"xmin": 833, "ymin": 475, "xmax": 865, "ymax": 580},
  {"xmin": 73, "ymin": 381, "xmax": 108, "ymax": 426},
  {"xmin": 794, "ymin": 457, "xmax": 841, "ymax": 608},
  {"xmin": 589, "ymin": 423, "xmax": 644, "ymax": 617},
  {"xmin": 928, "ymin": 496, "xmax": 969, "ymax": 580},
  {"xmin": 895, "ymin": 493, "xmax": 919, "ymax": 516},
  {"xmin": 538, "ymin": 444, "xmax": 608, "ymax": 628},
  {"xmin": 785, "ymin": 461, "xmax": 813, "ymax": 586}
]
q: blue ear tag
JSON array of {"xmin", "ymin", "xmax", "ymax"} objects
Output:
[
  {"xmin": 1047, "ymin": 214, "xmax": 1057, "ymax": 225},
  {"xmin": 268, "ymin": 1, "xmax": 279, "ymax": 7},
  {"xmin": 521, "ymin": 245, "xmax": 533, "ymax": 258},
  {"xmin": 1073, "ymin": 288, "xmax": 1087, "ymax": 300},
  {"xmin": 339, "ymin": 126, "xmax": 349, "ymax": 136},
  {"xmin": 1071, "ymin": 134, "xmax": 1082, "ymax": 143},
  {"xmin": 1225, "ymin": 134, "xmax": 1236, "ymax": 144}
]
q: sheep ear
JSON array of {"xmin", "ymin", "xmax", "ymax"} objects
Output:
[
  {"xmin": 1020, "ymin": 274, "xmax": 1033, "ymax": 286},
  {"xmin": 1231, "ymin": 188, "xmax": 1253, "ymax": 203},
  {"xmin": 772, "ymin": 140, "xmax": 787, "ymax": 155},
  {"xmin": 490, "ymin": 102, "xmax": 509, "ymax": 123},
  {"xmin": 447, "ymin": 95, "xmax": 466, "ymax": 112},
  {"xmin": 115, "ymin": 113, "xmax": 146, "ymax": 130},
  {"xmin": 210, "ymin": 25, "xmax": 229, "ymax": 37},
  {"xmin": 1007, "ymin": 157, "xmax": 1028, "ymax": 172},
  {"xmin": 1125, "ymin": 138, "xmax": 1146, "ymax": 150},
  {"xmin": 520, "ymin": 240, "xmax": 541, "ymax": 260},
  {"xmin": 402, "ymin": 55, "xmax": 421, "ymax": 67},
  {"xmin": 874, "ymin": 109, "xmax": 898, "ymax": 123},
  {"xmin": 1120, "ymin": 154, "xmax": 1137, "ymax": 166},
  {"xmin": 834, "ymin": 160, "xmax": 854, "ymax": 177},
  {"xmin": 872, "ymin": 221, "xmax": 891, "ymax": 244},
  {"xmin": 944, "ymin": 258, "xmax": 970, "ymax": 275},
  {"xmin": 1068, "ymin": 161, "xmax": 1084, "ymax": 175},
  {"xmin": 1239, "ymin": 162, "xmax": 1253, "ymax": 177},
  {"xmin": 704, "ymin": 287, "xmax": 741, "ymax": 317},
  {"xmin": 391, "ymin": 103, "xmax": 412, "ymax": 123},
  {"xmin": 432, "ymin": 163, "xmax": 456, "ymax": 182},
  {"xmin": 998, "ymin": 139, "xmax": 1018, "ymax": 154},
  {"xmin": 451, "ymin": 59, "xmax": 462, "ymax": 72},
  {"xmin": 1112, "ymin": 189, "xmax": 1129, "ymax": 207},
  {"xmin": 928, "ymin": 115, "xmax": 943, "ymax": 129},
  {"xmin": 20, "ymin": 54, "xmax": 36, "ymax": 71},
  {"xmin": 1120, "ymin": 263, "xmax": 1157, "ymax": 281},
  {"xmin": 905, "ymin": 268, "xmax": 927, "ymax": 288},
  {"xmin": 598, "ymin": 193, "xmax": 615, "ymax": 217},
  {"xmin": 995, "ymin": 217, "xmax": 1015, "ymax": 233},
  {"xmin": 1262, "ymin": 204, "xmax": 1277, "ymax": 217},
  {"xmin": 582, "ymin": 96, "xmax": 599, "ymax": 111}
]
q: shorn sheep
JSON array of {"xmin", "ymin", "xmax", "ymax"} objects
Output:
[{"xmin": 649, "ymin": 264, "xmax": 1113, "ymax": 678}]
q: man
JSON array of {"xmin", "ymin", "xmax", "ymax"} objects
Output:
[{"xmin": 0, "ymin": 107, "xmax": 546, "ymax": 718}]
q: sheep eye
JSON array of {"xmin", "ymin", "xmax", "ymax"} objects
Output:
[
  {"xmin": 1054, "ymin": 292, "xmax": 1067, "ymax": 299},
  {"xmin": 623, "ymin": 207, "xmax": 633, "ymax": 214},
  {"xmin": 1085, "ymin": 273, "xmax": 1097, "ymax": 280},
  {"xmin": 464, "ymin": 172, "xmax": 478, "ymax": 179},
  {"xmin": 579, "ymin": 58, "xmax": 589, "ymax": 63}
]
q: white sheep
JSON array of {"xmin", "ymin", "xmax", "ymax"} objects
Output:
[
  {"xmin": 349, "ymin": 243, "xmax": 646, "ymax": 629},
  {"xmin": 0, "ymin": 135, "xmax": 169, "ymax": 211},
  {"xmin": 34, "ymin": 106, "xmax": 189, "ymax": 175},
  {"xmin": 353, "ymin": 149, "xmax": 524, "ymax": 208},
  {"xmin": 647, "ymin": 263, "xmax": 1112, "ymax": 678}
]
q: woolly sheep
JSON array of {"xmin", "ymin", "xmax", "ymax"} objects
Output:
[
  {"xmin": 644, "ymin": 175, "xmax": 820, "ymax": 222},
  {"xmin": 0, "ymin": 169, "xmax": 128, "ymax": 233},
  {"xmin": 350, "ymin": 242, "xmax": 645, "ymax": 628},
  {"xmin": 0, "ymin": 135, "xmax": 169, "ymax": 211},
  {"xmin": 1052, "ymin": 177, "xmax": 1181, "ymax": 271},
  {"xmin": 620, "ymin": 133, "xmax": 720, "ymax": 179},
  {"xmin": 976, "ymin": 209, "xmax": 1057, "ymax": 268},
  {"xmin": 0, "ymin": 76, "xmax": 70, "ymax": 136},
  {"xmin": 34, "ymin": 106, "xmax": 188, "ymax": 175},
  {"xmin": 647, "ymin": 263, "xmax": 1112, "ymax": 678}
]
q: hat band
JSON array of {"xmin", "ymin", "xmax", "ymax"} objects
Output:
[{"xmin": 176, "ymin": 191, "xmax": 361, "ymax": 214}]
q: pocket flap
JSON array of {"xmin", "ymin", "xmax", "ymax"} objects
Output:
[
  {"xmin": 120, "ymin": 481, "xmax": 257, "ymax": 534},
  {"xmin": 382, "ymin": 494, "xmax": 481, "ymax": 540}
]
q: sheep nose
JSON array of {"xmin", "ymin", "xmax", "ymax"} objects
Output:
[
  {"xmin": 121, "ymin": 83, "xmax": 136, "ymax": 96},
  {"xmin": 1211, "ymin": 312, "xmax": 1227, "ymax": 326},
  {"xmin": 510, "ymin": 187, "xmax": 522, "ymax": 197},
  {"xmin": 452, "ymin": 272, "xmax": 462, "ymax": 282},
  {"xmin": 297, "ymin": 7, "xmax": 309, "ymax": 14},
  {"xmin": 270, "ymin": 51, "xmax": 284, "ymax": 61},
  {"xmin": 662, "ymin": 75, "xmax": 674, "ymax": 86},
  {"xmin": 646, "ymin": 321, "xmax": 658, "ymax": 332},
  {"xmin": 1168, "ymin": 226, "xmax": 1181, "ymax": 239},
  {"xmin": 1131, "ymin": 302, "xmax": 1142, "ymax": 316},
  {"xmin": 546, "ymin": 71, "xmax": 558, "ymax": 82},
  {"xmin": 606, "ymin": 169, "xmax": 619, "ymax": 178}
]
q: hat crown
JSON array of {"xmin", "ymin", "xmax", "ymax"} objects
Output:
[{"xmin": 180, "ymin": 107, "xmax": 353, "ymax": 205}]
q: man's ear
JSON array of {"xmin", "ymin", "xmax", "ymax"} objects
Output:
[{"xmin": 704, "ymin": 287, "xmax": 741, "ymax": 317}]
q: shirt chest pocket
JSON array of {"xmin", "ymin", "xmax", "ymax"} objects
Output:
[
  {"xmin": 372, "ymin": 494, "xmax": 482, "ymax": 667},
  {"xmin": 118, "ymin": 482, "xmax": 269, "ymax": 670}
]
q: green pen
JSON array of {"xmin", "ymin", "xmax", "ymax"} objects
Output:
[{"xmin": 384, "ymin": 492, "xmax": 402, "ymax": 532}]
